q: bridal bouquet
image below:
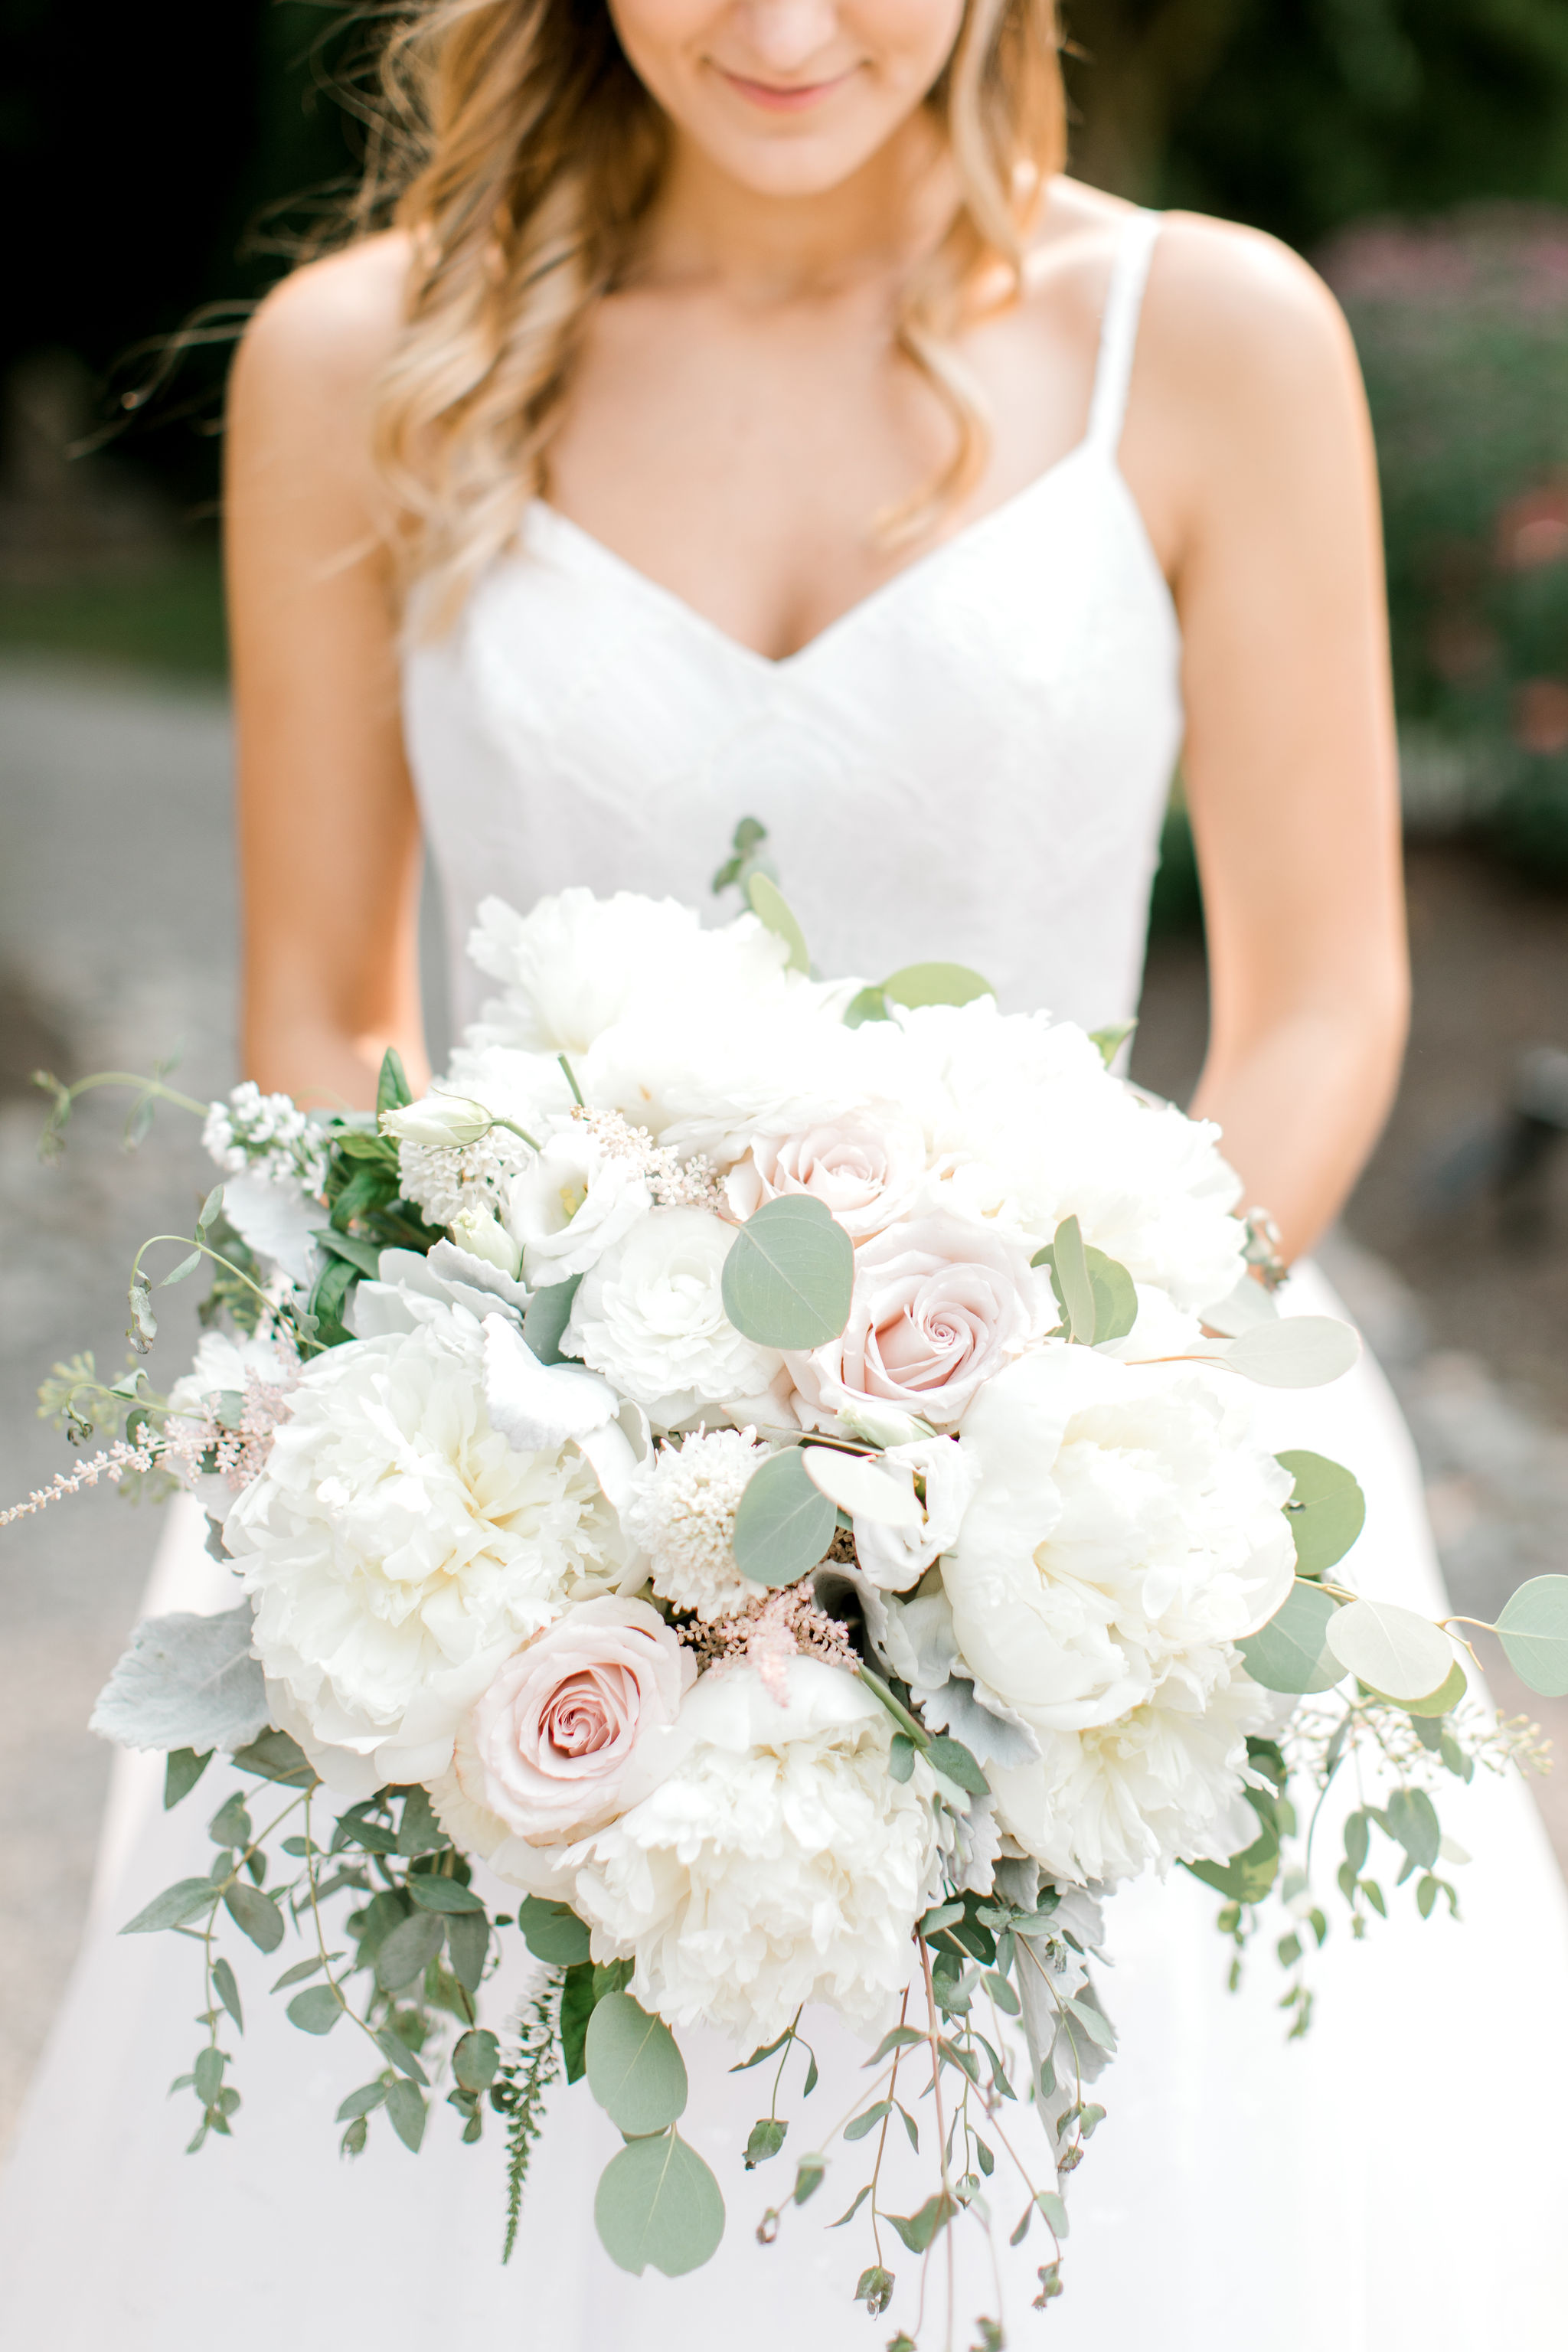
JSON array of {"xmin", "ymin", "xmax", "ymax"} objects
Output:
[{"xmin": 12, "ymin": 849, "xmax": 1567, "ymax": 2332}]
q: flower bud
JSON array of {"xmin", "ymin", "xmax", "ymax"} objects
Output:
[
  {"xmin": 449, "ymin": 1207, "xmax": 524, "ymax": 1280},
  {"xmin": 381, "ymin": 1094, "xmax": 492, "ymax": 1150}
]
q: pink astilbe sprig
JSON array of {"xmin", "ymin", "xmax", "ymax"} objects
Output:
[
  {"xmin": 679, "ymin": 1578, "xmax": 859, "ymax": 1704},
  {"xmin": 0, "ymin": 1436, "xmax": 162, "ymax": 1525},
  {"xmin": 162, "ymin": 1343, "xmax": 300, "ymax": 1494}
]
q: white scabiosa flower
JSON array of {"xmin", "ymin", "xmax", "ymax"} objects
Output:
[
  {"xmin": 622, "ymin": 1426, "xmax": 766, "ymax": 1619},
  {"xmin": 569, "ymin": 1659, "xmax": 942, "ymax": 2047},
  {"xmin": 224, "ymin": 1307, "xmax": 624, "ymax": 1793},
  {"xmin": 566, "ymin": 1208, "xmax": 782, "ymax": 1427}
]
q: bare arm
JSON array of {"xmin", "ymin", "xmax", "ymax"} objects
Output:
[
  {"xmin": 1128, "ymin": 220, "xmax": 1409, "ymax": 1261},
  {"xmin": 225, "ymin": 233, "xmax": 426, "ymax": 1113}
]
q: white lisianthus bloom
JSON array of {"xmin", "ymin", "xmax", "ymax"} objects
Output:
[
  {"xmin": 851, "ymin": 1435, "xmax": 981, "ymax": 1592},
  {"xmin": 988, "ymin": 1652, "xmax": 1276, "ymax": 1886},
  {"xmin": 567, "ymin": 1207, "xmax": 782, "ymax": 1426},
  {"xmin": 449, "ymin": 1206, "xmax": 524, "ymax": 1281},
  {"xmin": 464, "ymin": 890, "xmax": 792, "ymax": 1057},
  {"xmin": 790, "ymin": 1212, "xmax": 1047, "ymax": 1430},
  {"xmin": 225, "ymin": 1307, "xmax": 624, "ymax": 1792},
  {"xmin": 381, "ymin": 1092, "xmax": 497, "ymax": 1150},
  {"xmin": 941, "ymin": 1346, "xmax": 1294, "ymax": 1883},
  {"xmin": 503, "ymin": 1122, "xmax": 652, "ymax": 1284},
  {"xmin": 727, "ymin": 1108, "xmax": 928, "ymax": 1241},
  {"xmin": 569, "ymin": 1659, "xmax": 943, "ymax": 2046},
  {"xmin": 622, "ymin": 1426, "xmax": 766, "ymax": 1619}
]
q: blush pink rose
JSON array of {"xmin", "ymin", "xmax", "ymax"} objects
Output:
[
  {"xmin": 454, "ymin": 1596, "xmax": 694, "ymax": 1844},
  {"xmin": 789, "ymin": 1212, "xmax": 1045, "ymax": 1428},
  {"xmin": 727, "ymin": 1110, "xmax": 926, "ymax": 1240}
]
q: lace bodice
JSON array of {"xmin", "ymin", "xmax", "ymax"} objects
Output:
[{"xmin": 403, "ymin": 210, "xmax": 1181, "ymax": 1037}]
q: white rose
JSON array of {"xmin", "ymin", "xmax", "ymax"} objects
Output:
[
  {"xmin": 727, "ymin": 1108, "xmax": 928, "ymax": 1241},
  {"xmin": 790, "ymin": 1212, "xmax": 1047, "ymax": 1429},
  {"xmin": 569, "ymin": 1659, "xmax": 942, "ymax": 2046},
  {"xmin": 225, "ymin": 1307, "xmax": 624, "ymax": 1791},
  {"xmin": 566, "ymin": 1207, "xmax": 782, "ymax": 1426},
  {"xmin": 503, "ymin": 1123, "xmax": 652, "ymax": 1283}
]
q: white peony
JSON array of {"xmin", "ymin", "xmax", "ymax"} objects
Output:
[
  {"xmin": 502, "ymin": 1120, "xmax": 652, "ymax": 1284},
  {"xmin": 224, "ymin": 1307, "xmax": 625, "ymax": 1792},
  {"xmin": 941, "ymin": 1346, "xmax": 1294, "ymax": 1883},
  {"xmin": 567, "ymin": 1207, "xmax": 783, "ymax": 1426},
  {"xmin": 569, "ymin": 1659, "xmax": 942, "ymax": 2046},
  {"xmin": 789, "ymin": 1211, "xmax": 1048, "ymax": 1430},
  {"xmin": 622, "ymin": 1426, "xmax": 766, "ymax": 1619},
  {"xmin": 464, "ymin": 890, "xmax": 792, "ymax": 1057}
]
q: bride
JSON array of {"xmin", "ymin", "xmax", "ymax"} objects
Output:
[{"xmin": 5, "ymin": 3, "xmax": 1568, "ymax": 2345}]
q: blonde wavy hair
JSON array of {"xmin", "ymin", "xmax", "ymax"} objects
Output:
[{"xmin": 360, "ymin": 0, "xmax": 1067, "ymax": 623}]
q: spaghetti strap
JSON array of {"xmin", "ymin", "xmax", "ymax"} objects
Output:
[{"xmin": 1086, "ymin": 208, "xmax": 1163, "ymax": 456}]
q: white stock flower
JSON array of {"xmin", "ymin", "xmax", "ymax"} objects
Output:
[
  {"xmin": 727, "ymin": 1108, "xmax": 928, "ymax": 1240},
  {"xmin": 790, "ymin": 1212, "xmax": 1047, "ymax": 1430},
  {"xmin": 225, "ymin": 1307, "xmax": 624, "ymax": 1792},
  {"xmin": 503, "ymin": 1122, "xmax": 652, "ymax": 1284},
  {"xmin": 941, "ymin": 1347, "xmax": 1294, "ymax": 1883},
  {"xmin": 622, "ymin": 1426, "xmax": 766, "ymax": 1619},
  {"xmin": 570, "ymin": 1659, "xmax": 942, "ymax": 2046},
  {"xmin": 567, "ymin": 1208, "xmax": 782, "ymax": 1426}
]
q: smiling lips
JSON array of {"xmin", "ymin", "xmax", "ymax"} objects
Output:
[{"xmin": 714, "ymin": 64, "xmax": 858, "ymax": 113}]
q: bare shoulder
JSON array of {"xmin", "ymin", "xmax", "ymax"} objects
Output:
[
  {"xmin": 231, "ymin": 230, "xmax": 413, "ymax": 413},
  {"xmin": 1142, "ymin": 211, "xmax": 1361, "ymax": 414}
]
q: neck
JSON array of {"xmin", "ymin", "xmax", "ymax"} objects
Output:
[{"xmin": 639, "ymin": 115, "xmax": 957, "ymax": 301}]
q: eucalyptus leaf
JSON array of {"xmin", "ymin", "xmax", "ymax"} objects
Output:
[
  {"xmin": 880, "ymin": 962, "xmax": 994, "ymax": 1009},
  {"xmin": 926, "ymin": 1734, "xmax": 990, "ymax": 1796},
  {"xmin": 1325, "ymin": 1600, "xmax": 1455, "ymax": 1705},
  {"xmin": 212, "ymin": 1955, "xmax": 243, "ymax": 2034},
  {"xmin": 745, "ymin": 873, "xmax": 810, "ymax": 973},
  {"xmin": 844, "ymin": 2100, "xmax": 892, "ymax": 2143},
  {"xmin": 731, "ymin": 1447, "xmax": 838, "ymax": 1586},
  {"xmin": 1185, "ymin": 1818, "xmax": 1280, "ymax": 1906},
  {"xmin": 1276, "ymin": 1450, "xmax": 1366, "ymax": 1577},
  {"xmin": 1047, "ymin": 1215, "xmax": 1096, "ymax": 1344},
  {"xmin": 230, "ymin": 1728, "xmax": 315, "ymax": 1786},
  {"xmin": 90, "ymin": 1606, "xmax": 269, "ymax": 1756},
  {"xmin": 1405, "ymin": 1659, "xmax": 1468, "ymax": 1718},
  {"xmin": 844, "ymin": 986, "xmax": 890, "ymax": 1028},
  {"xmin": 1202, "ymin": 1277, "xmax": 1279, "ymax": 1338},
  {"xmin": 446, "ymin": 1907, "xmax": 490, "ymax": 1993},
  {"xmin": 452, "ymin": 2028, "xmax": 501, "ymax": 2095},
  {"xmin": 286, "ymin": 1985, "xmax": 342, "ymax": 2036},
  {"xmin": 222, "ymin": 1882, "xmax": 284, "ymax": 1954},
  {"xmin": 120, "ymin": 1876, "xmax": 218, "ymax": 1935},
  {"xmin": 1238, "ymin": 1580, "xmax": 1344, "ymax": 1694},
  {"xmin": 375, "ymin": 1909, "xmax": 446, "ymax": 1991},
  {"xmin": 721, "ymin": 1194, "xmax": 853, "ymax": 1351},
  {"xmin": 518, "ymin": 1896, "xmax": 592, "ymax": 1965},
  {"xmin": 594, "ymin": 2130, "xmax": 726, "ymax": 2277},
  {"xmin": 1495, "ymin": 1576, "xmax": 1568, "ymax": 1696},
  {"xmin": 1087, "ymin": 1020, "xmax": 1135, "ymax": 1069},
  {"xmin": 164, "ymin": 1746, "xmax": 213, "ymax": 1810},
  {"xmin": 336, "ymin": 2080, "xmax": 390, "ymax": 2123},
  {"xmin": 585, "ymin": 1992, "xmax": 689, "ymax": 2135},
  {"xmin": 886, "ymin": 2192, "xmax": 958, "ymax": 2253},
  {"xmin": 1209, "ymin": 1317, "xmax": 1361, "ymax": 1389},
  {"xmin": 743, "ymin": 2117, "xmax": 788, "ymax": 2167},
  {"xmin": 1383, "ymin": 1788, "xmax": 1442, "ymax": 1872},
  {"xmin": 800, "ymin": 1446, "xmax": 920, "ymax": 1527},
  {"xmin": 375, "ymin": 2027, "xmax": 430, "ymax": 2086},
  {"xmin": 404, "ymin": 1872, "xmax": 484, "ymax": 1915},
  {"xmin": 385, "ymin": 2076, "xmax": 427, "ymax": 2153}
]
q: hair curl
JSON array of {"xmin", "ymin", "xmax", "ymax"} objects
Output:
[{"xmin": 355, "ymin": 0, "xmax": 1066, "ymax": 625}]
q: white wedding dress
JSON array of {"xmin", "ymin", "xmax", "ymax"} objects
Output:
[{"xmin": 5, "ymin": 211, "xmax": 1568, "ymax": 2349}]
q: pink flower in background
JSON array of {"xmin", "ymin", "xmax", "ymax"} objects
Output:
[
  {"xmin": 1496, "ymin": 485, "xmax": 1568, "ymax": 574},
  {"xmin": 456, "ymin": 1596, "xmax": 694, "ymax": 1843},
  {"xmin": 1513, "ymin": 678, "xmax": 1568, "ymax": 757}
]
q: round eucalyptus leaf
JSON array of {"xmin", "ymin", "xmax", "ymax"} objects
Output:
[
  {"xmin": 1403, "ymin": 1659, "xmax": 1468, "ymax": 1719},
  {"xmin": 1221, "ymin": 1317, "xmax": 1361, "ymax": 1389},
  {"xmin": 517, "ymin": 1895, "xmax": 592, "ymax": 1965},
  {"xmin": 585, "ymin": 1992, "xmax": 689, "ymax": 2135},
  {"xmin": 880, "ymin": 961, "xmax": 995, "ymax": 1009},
  {"xmin": 1238, "ymin": 1581, "xmax": 1345, "ymax": 1694},
  {"xmin": 745, "ymin": 873, "xmax": 810, "ymax": 974},
  {"xmin": 595, "ymin": 2130, "xmax": 726, "ymax": 2277},
  {"xmin": 720, "ymin": 1194, "xmax": 854, "ymax": 1350},
  {"xmin": 1276, "ymin": 1449, "xmax": 1367, "ymax": 1577},
  {"xmin": 801, "ymin": 1446, "xmax": 921, "ymax": 1527},
  {"xmin": 1325, "ymin": 1599, "xmax": 1455, "ymax": 1705},
  {"xmin": 1495, "ymin": 1576, "xmax": 1568, "ymax": 1696},
  {"xmin": 731, "ymin": 1448, "xmax": 838, "ymax": 1586}
]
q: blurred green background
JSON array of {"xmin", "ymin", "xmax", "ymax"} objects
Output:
[{"xmin": 5, "ymin": 0, "xmax": 1568, "ymax": 902}]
